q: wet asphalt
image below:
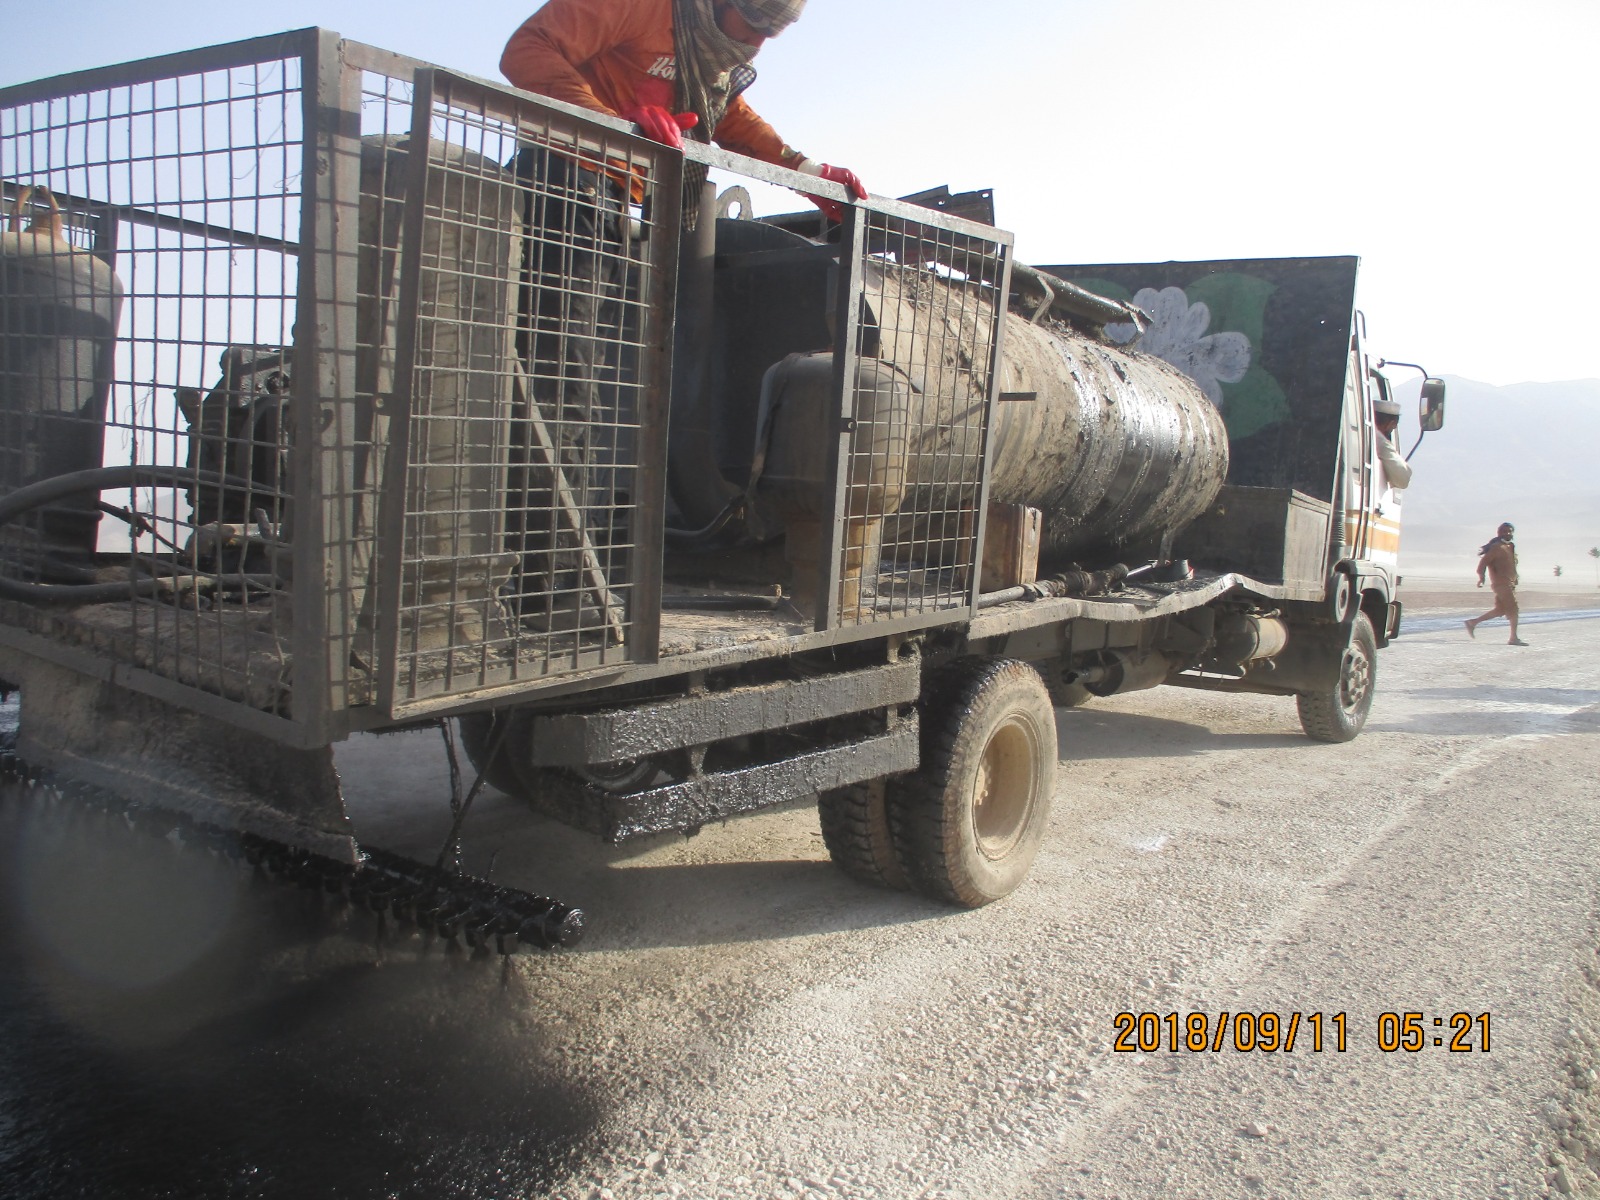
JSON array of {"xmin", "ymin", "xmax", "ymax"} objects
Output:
[{"xmin": 0, "ymin": 742, "xmax": 602, "ymax": 1200}]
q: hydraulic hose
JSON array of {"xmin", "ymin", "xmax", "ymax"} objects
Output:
[
  {"xmin": 662, "ymin": 493, "xmax": 748, "ymax": 550},
  {"xmin": 0, "ymin": 465, "xmax": 271, "ymax": 604}
]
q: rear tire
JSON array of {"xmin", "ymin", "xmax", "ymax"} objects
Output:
[
  {"xmin": 457, "ymin": 711, "xmax": 529, "ymax": 797},
  {"xmin": 1297, "ymin": 612, "xmax": 1378, "ymax": 743},
  {"xmin": 819, "ymin": 779, "xmax": 910, "ymax": 891},
  {"xmin": 888, "ymin": 658, "xmax": 1057, "ymax": 907},
  {"xmin": 458, "ymin": 711, "xmax": 611, "ymax": 823}
]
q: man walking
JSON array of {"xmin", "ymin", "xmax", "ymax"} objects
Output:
[{"xmin": 1465, "ymin": 522, "xmax": 1526, "ymax": 645}]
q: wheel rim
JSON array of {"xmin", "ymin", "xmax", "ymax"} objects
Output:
[
  {"xmin": 1339, "ymin": 640, "xmax": 1373, "ymax": 716},
  {"xmin": 971, "ymin": 714, "xmax": 1039, "ymax": 859}
]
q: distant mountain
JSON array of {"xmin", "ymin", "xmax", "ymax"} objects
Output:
[{"xmin": 1393, "ymin": 377, "xmax": 1600, "ymax": 580}]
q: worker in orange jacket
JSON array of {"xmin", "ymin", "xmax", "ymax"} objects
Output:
[{"xmin": 501, "ymin": 0, "xmax": 866, "ymax": 223}]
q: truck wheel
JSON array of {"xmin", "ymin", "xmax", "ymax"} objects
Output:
[
  {"xmin": 570, "ymin": 759, "xmax": 659, "ymax": 792},
  {"xmin": 888, "ymin": 659, "xmax": 1056, "ymax": 907},
  {"xmin": 818, "ymin": 779, "xmax": 910, "ymax": 891},
  {"xmin": 457, "ymin": 711, "xmax": 529, "ymax": 797},
  {"xmin": 1296, "ymin": 612, "xmax": 1378, "ymax": 743}
]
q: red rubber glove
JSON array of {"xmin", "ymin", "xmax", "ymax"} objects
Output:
[
  {"xmin": 800, "ymin": 161, "xmax": 868, "ymax": 222},
  {"xmin": 619, "ymin": 104, "xmax": 699, "ymax": 150}
]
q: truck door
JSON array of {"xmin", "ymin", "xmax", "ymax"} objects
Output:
[
  {"xmin": 1364, "ymin": 369, "xmax": 1404, "ymax": 572},
  {"xmin": 1338, "ymin": 320, "xmax": 1402, "ymax": 574},
  {"xmin": 1339, "ymin": 332, "xmax": 1373, "ymax": 561}
]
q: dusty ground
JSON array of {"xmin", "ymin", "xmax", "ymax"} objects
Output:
[{"xmin": 320, "ymin": 596, "xmax": 1600, "ymax": 1200}]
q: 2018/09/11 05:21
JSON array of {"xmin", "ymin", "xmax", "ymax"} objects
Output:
[{"xmin": 1111, "ymin": 1011, "xmax": 1492, "ymax": 1054}]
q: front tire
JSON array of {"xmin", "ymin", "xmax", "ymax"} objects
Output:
[
  {"xmin": 1297, "ymin": 612, "xmax": 1378, "ymax": 743},
  {"xmin": 888, "ymin": 659, "xmax": 1057, "ymax": 907}
]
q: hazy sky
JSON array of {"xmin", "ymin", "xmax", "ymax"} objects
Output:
[{"xmin": 3, "ymin": 0, "xmax": 1593, "ymax": 386}]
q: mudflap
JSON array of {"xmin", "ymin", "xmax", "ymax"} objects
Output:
[
  {"xmin": 1246, "ymin": 619, "xmax": 1350, "ymax": 694},
  {"xmin": 1, "ymin": 653, "xmax": 358, "ymax": 864}
]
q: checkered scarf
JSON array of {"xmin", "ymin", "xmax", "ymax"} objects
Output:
[
  {"xmin": 672, "ymin": 0, "xmax": 805, "ymax": 228},
  {"xmin": 725, "ymin": 0, "xmax": 807, "ymax": 34}
]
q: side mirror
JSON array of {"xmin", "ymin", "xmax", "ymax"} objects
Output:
[{"xmin": 1419, "ymin": 377, "xmax": 1445, "ymax": 432}]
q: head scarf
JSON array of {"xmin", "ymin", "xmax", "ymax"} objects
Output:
[
  {"xmin": 725, "ymin": 0, "xmax": 807, "ymax": 35},
  {"xmin": 1479, "ymin": 525, "xmax": 1514, "ymax": 555},
  {"xmin": 672, "ymin": 0, "xmax": 806, "ymax": 228}
]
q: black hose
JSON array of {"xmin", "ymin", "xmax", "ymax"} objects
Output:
[
  {"xmin": 0, "ymin": 465, "xmax": 252, "ymax": 604},
  {"xmin": 0, "ymin": 576, "xmax": 158, "ymax": 604},
  {"xmin": 0, "ymin": 465, "xmax": 210, "ymax": 527},
  {"xmin": 976, "ymin": 562, "xmax": 1140, "ymax": 609},
  {"xmin": 662, "ymin": 493, "xmax": 748, "ymax": 550}
]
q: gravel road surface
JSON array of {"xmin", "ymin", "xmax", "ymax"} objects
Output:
[{"xmin": 323, "ymin": 605, "xmax": 1600, "ymax": 1200}]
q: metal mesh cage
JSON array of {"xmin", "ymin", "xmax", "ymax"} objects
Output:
[
  {"xmin": 377, "ymin": 69, "xmax": 676, "ymax": 715},
  {"xmin": 819, "ymin": 206, "xmax": 1010, "ymax": 629},
  {"xmin": 0, "ymin": 35, "xmax": 677, "ymax": 738},
  {"xmin": 0, "ymin": 39, "xmax": 306, "ymax": 722}
]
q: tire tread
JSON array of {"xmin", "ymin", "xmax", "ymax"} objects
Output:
[
  {"xmin": 1296, "ymin": 613, "xmax": 1378, "ymax": 743},
  {"xmin": 818, "ymin": 781, "xmax": 909, "ymax": 890},
  {"xmin": 888, "ymin": 658, "xmax": 1055, "ymax": 907}
]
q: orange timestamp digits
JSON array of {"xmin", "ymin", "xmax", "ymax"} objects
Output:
[
  {"xmin": 1112, "ymin": 1011, "xmax": 1347, "ymax": 1053},
  {"xmin": 1375, "ymin": 1011, "xmax": 1491, "ymax": 1053},
  {"xmin": 1112, "ymin": 1011, "xmax": 1493, "ymax": 1053}
]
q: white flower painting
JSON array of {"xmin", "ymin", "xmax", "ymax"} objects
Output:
[{"xmin": 1105, "ymin": 286, "xmax": 1251, "ymax": 407}]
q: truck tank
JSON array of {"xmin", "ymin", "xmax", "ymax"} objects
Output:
[
  {"xmin": 680, "ymin": 218, "xmax": 1229, "ymax": 570},
  {"xmin": 864, "ymin": 262, "xmax": 1230, "ymax": 563}
]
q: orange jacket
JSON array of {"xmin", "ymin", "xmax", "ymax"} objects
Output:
[{"xmin": 501, "ymin": 0, "xmax": 804, "ymax": 169}]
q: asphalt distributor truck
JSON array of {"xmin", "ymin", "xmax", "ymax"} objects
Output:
[{"xmin": 0, "ymin": 33, "xmax": 1445, "ymax": 948}]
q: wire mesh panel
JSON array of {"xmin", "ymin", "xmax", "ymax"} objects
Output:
[
  {"xmin": 0, "ymin": 35, "xmax": 677, "ymax": 738},
  {"xmin": 820, "ymin": 206, "xmax": 1011, "ymax": 628},
  {"xmin": 378, "ymin": 70, "xmax": 675, "ymax": 716},
  {"xmin": 0, "ymin": 34, "xmax": 310, "ymax": 721}
]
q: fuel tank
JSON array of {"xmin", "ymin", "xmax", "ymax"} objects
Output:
[
  {"xmin": 0, "ymin": 186, "xmax": 123, "ymax": 565},
  {"xmin": 683, "ymin": 218, "xmax": 1229, "ymax": 567},
  {"xmin": 862, "ymin": 261, "xmax": 1229, "ymax": 563}
]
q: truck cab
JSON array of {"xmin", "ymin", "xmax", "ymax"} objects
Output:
[{"xmin": 1339, "ymin": 316, "xmax": 1446, "ymax": 642}]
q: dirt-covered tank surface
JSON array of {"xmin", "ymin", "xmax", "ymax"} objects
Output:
[{"xmin": 2, "ymin": 596, "xmax": 1598, "ymax": 1199}]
